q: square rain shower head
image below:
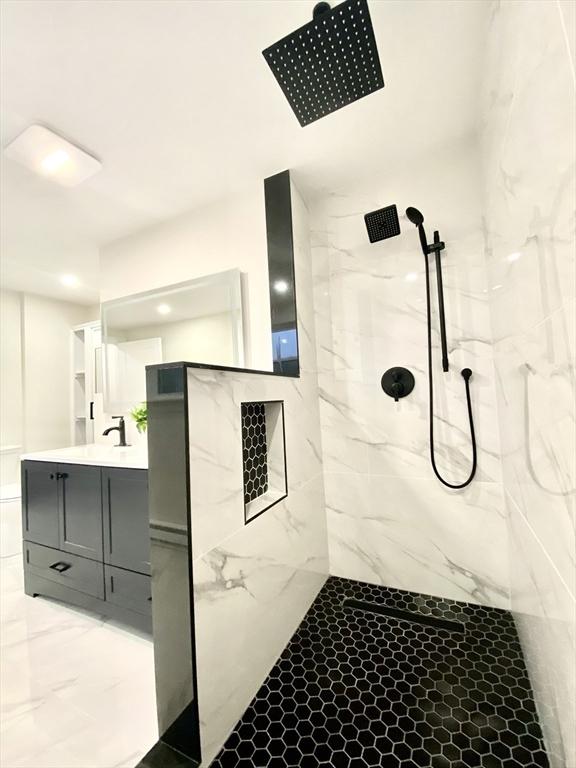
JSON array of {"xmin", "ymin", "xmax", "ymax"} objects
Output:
[
  {"xmin": 262, "ymin": 0, "xmax": 384, "ymax": 127},
  {"xmin": 364, "ymin": 204, "xmax": 400, "ymax": 243}
]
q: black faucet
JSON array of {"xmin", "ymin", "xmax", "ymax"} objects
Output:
[{"xmin": 102, "ymin": 416, "xmax": 129, "ymax": 447}]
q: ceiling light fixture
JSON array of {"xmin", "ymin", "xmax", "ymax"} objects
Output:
[
  {"xmin": 41, "ymin": 149, "xmax": 71, "ymax": 174},
  {"xmin": 273, "ymin": 280, "xmax": 289, "ymax": 294},
  {"xmin": 405, "ymin": 272, "xmax": 418, "ymax": 282},
  {"xmin": 60, "ymin": 274, "xmax": 79, "ymax": 287},
  {"xmin": 4, "ymin": 125, "xmax": 101, "ymax": 187},
  {"xmin": 157, "ymin": 304, "xmax": 171, "ymax": 315},
  {"xmin": 507, "ymin": 252, "xmax": 521, "ymax": 262}
]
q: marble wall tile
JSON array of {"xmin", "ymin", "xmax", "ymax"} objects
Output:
[
  {"xmin": 483, "ymin": 0, "xmax": 576, "ymax": 343},
  {"xmin": 310, "ymin": 146, "xmax": 506, "ymax": 610},
  {"xmin": 325, "ymin": 472, "xmax": 508, "ymax": 609},
  {"xmin": 193, "ymin": 476, "xmax": 327, "ymax": 765},
  {"xmin": 508, "ymin": 492, "xmax": 576, "ymax": 768},
  {"xmin": 482, "ymin": 1, "xmax": 576, "ymax": 763},
  {"xmin": 557, "ymin": 0, "xmax": 576, "ymax": 71},
  {"xmin": 319, "ymin": 236, "xmax": 501, "ymax": 485},
  {"xmin": 494, "ymin": 301, "xmax": 575, "ymax": 597}
]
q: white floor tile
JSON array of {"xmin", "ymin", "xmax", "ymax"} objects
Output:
[{"xmin": 0, "ymin": 500, "xmax": 158, "ymax": 768}]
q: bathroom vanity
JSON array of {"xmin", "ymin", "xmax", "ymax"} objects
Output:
[{"xmin": 20, "ymin": 445, "xmax": 151, "ymax": 632}]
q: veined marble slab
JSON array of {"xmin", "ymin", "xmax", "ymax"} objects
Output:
[{"xmin": 482, "ymin": 0, "xmax": 576, "ymax": 764}]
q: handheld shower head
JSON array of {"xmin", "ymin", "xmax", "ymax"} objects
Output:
[
  {"xmin": 406, "ymin": 207, "xmax": 424, "ymax": 227},
  {"xmin": 405, "ymin": 205, "xmax": 430, "ymax": 259}
]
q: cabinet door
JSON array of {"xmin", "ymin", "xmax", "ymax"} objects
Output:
[
  {"xmin": 21, "ymin": 461, "xmax": 59, "ymax": 548},
  {"xmin": 105, "ymin": 565, "xmax": 151, "ymax": 616},
  {"xmin": 58, "ymin": 464, "xmax": 103, "ymax": 560},
  {"xmin": 102, "ymin": 468, "xmax": 150, "ymax": 574}
]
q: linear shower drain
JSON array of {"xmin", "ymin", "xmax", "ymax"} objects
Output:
[{"xmin": 343, "ymin": 598, "xmax": 465, "ymax": 632}]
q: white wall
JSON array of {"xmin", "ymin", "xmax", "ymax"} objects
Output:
[
  {"xmin": 482, "ymin": 1, "xmax": 575, "ymax": 765},
  {"xmin": 21, "ymin": 293, "xmax": 93, "ymax": 452},
  {"xmin": 124, "ymin": 312, "xmax": 234, "ymax": 367},
  {"xmin": 0, "ymin": 290, "xmax": 23, "ymax": 447},
  {"xmin": 100, "ymin": 181, "xmax": 272, "ymax": 372},
  {"xmin": 0, "ymin": 290, "xmax": 23, "ymax": 486},
  {"xmin": 311, "ymin": 136, "xmax": 509, "ymax": 610}
]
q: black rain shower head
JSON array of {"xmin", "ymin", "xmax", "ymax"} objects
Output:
[
  {"xmin": 364, "ymin": 204, "xmax": 400, "ymax": 243},
  {"xmin": 262, "ymin": 0, "xmax": 384, "ymax": 127}
]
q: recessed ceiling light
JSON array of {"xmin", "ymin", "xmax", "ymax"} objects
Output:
[
  {"xmin": 60, "ymin": 274, "xmax": 79, "ymax": 287},
  {"xmin": 405, "ymin": 272, "xmax": 418, "ymax": 282},
  {"xmin": 157, "ymin": 303, "xmax": 171, "ymax": 315},
  {"xmin": 273, "ymin": 280, "xmax": 289, "ymax": 294},
  {"xmin": 4, "ymin": 125, "xmax": 101, "ymax": 187},
  {"xmin": 507, "ymin": 251, "xmax": 521, "ymax": 262}
]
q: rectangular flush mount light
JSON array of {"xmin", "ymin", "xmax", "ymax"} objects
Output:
[{"xmin": 4, "ymin": 125, "xmax": 101, "ymax": 187}]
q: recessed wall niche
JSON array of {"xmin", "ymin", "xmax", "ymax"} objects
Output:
[{"xmin": 241, "ymin": 400, "xmax": 287, "ymax": 523}]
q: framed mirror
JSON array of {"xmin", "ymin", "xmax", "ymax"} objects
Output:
[{"xmin": 101, "ymin": 269, "xmax": 244, "ymax": 413}]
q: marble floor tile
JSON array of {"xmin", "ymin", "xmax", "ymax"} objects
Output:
[
  {"xmin": 0, "ymin": 498, "xmax": 23, "ymax": 559},
  {"xmin": 0, "ymin": 502, "xmax": 158, "ymax": 768}
]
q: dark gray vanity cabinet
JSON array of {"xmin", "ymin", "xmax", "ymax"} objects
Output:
[
  {"xmin": 21, "ymin": 461, "xmax": 60, "ymax": 549},
  {"xmin": 103, "ymin": 468, "xmax": 150, "ymax": 575},
  {"xmin": 59, "ymin": 464, "xmax": 103, "ymax": 560},
  {"xmin": 22, "ymin": 461, "xmax": 102, "ymax": 558},
  {"xmin": 22, "ymin": 460, "xmax": 151, "ymax": 632}
]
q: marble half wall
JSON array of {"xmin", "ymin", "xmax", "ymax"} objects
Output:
[
  {"xmin": 311, "ymin": 140, "xmax": 509, "ymax": 610},
  {"xmin": 188, "ymin": 182, "xmax": 329, "ymax": 766},
  {"xmin": 188, "ymin": 366, "xmax": 328, "ymax": 766},
  {"xmin": 481, "ymin": 1, "xmax": 576, "ymax": 765}
]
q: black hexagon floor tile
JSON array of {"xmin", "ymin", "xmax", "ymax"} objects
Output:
[{"xmin": 210, "ymin": 576, "xmax": 549, "ymax": 768}]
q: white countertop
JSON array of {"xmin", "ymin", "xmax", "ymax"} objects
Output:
[{"xmin": 21, "ymin": 444, "xmax": 148, "ymax": 470}]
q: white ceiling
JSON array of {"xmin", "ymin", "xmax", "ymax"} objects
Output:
[{"xmin": 0, "ymin": 0, "xmax": 489, "ymax": 304}]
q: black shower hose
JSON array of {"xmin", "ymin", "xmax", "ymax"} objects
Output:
[{"xmin": 423, "ymin": 251, "xmax": 477, "ymax": 489}]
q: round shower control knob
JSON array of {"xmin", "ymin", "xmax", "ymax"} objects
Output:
[{"xmin": 381, "ymin": 367, "xmax": 415, "ymax": 402}]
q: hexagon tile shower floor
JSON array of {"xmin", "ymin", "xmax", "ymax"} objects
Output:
[{"xmin": 211, "ymin": 577, "xmax": 550, "ymax": 768}]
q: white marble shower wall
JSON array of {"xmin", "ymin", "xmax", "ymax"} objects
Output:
[
  {"xmin": 188, "ymin": 184, "xmax": 329, "ymax": 766},
  {"xmin": 481, "ymin": 1, "xmax": 576, "ymax": 765},
  {"xmin": 310, "ymin": 139, "xmax": 509, "ymax": 609}
]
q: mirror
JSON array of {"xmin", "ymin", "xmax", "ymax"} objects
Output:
[{"xmin": 102, "ymin": 269, "xmax": 244, "ymax": 412}]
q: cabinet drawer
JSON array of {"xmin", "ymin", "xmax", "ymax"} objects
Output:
[
  {"xmin": 105, "ymin": 565, "xmax": 151, "ymax": 617},
  {"xmin": 24, "ymin": 542, "xmax": 104, "ymax": 600}
]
